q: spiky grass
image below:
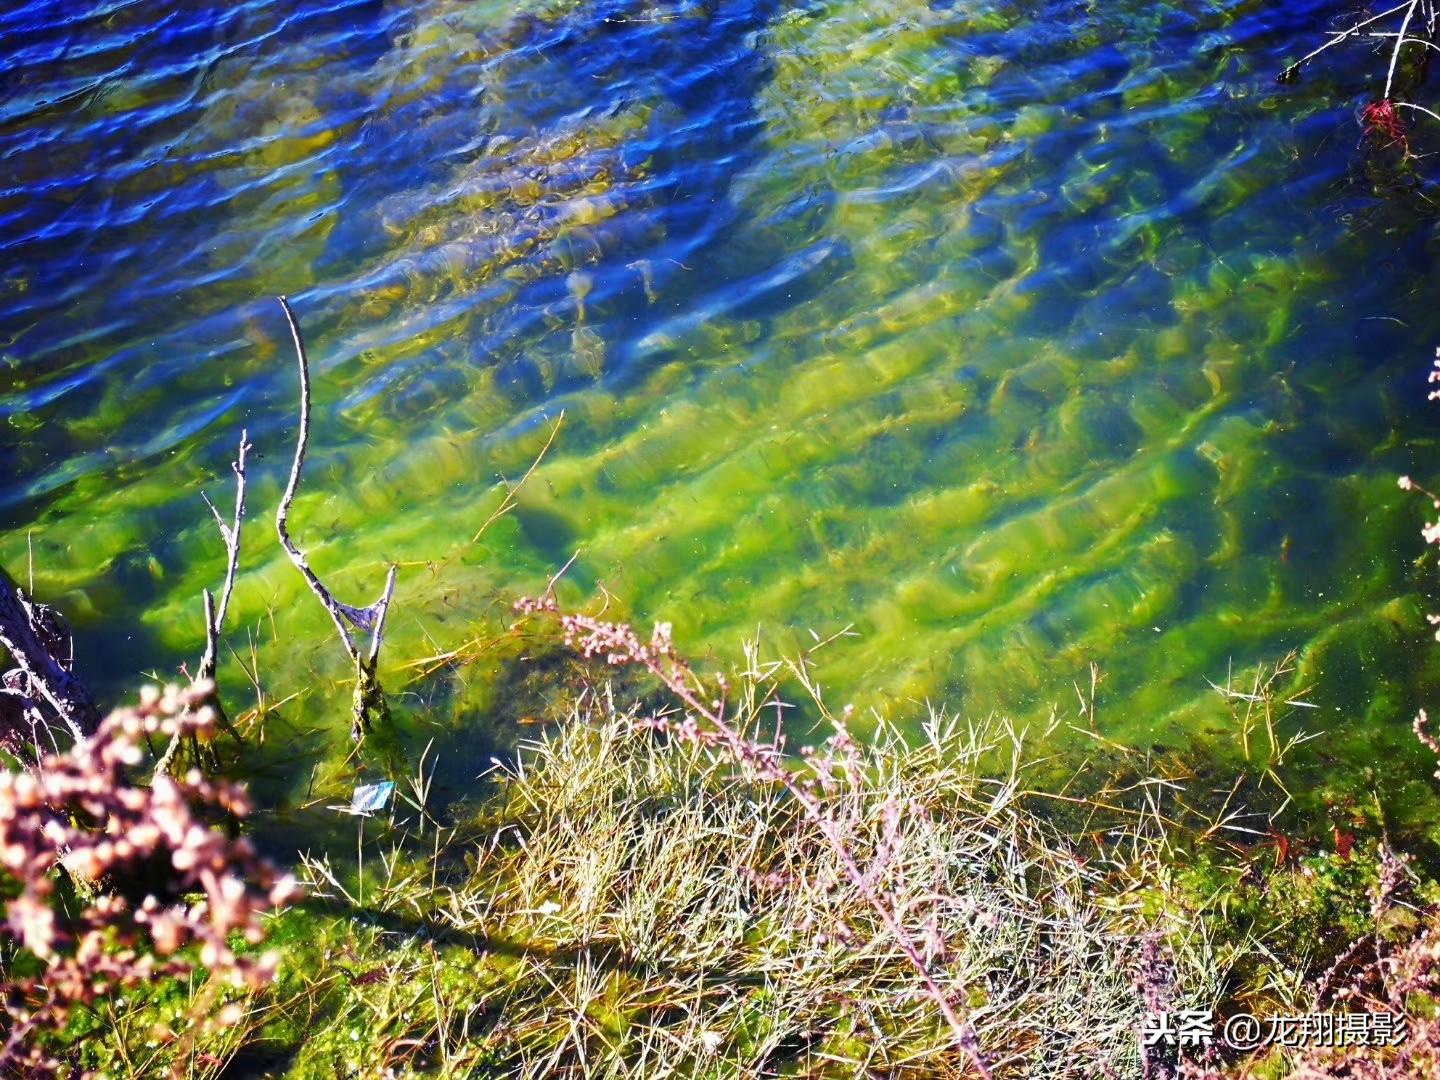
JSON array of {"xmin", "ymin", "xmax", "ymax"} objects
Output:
[{"xmin": 294, "ymin": 682, "xmax": 1220, "ymax": 1078}]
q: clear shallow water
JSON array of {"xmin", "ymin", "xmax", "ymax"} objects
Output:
[{"xmin": 5, "ymin": 0, "xmax": 1440, "ymax": 817}]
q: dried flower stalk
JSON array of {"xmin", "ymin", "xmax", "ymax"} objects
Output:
[{"xmin": 516, "ymin": 596, "xmax": 995, "ymax": 1078}]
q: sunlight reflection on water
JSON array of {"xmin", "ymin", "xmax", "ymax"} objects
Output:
[{"xmin": 4, "ymin": 0, "xmax": 1440, "ymax": 819}]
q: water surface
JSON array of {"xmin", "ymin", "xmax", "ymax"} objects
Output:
[{"xmin": 4, "ymin": 0, "xmax": 1440, "ymax": 818}]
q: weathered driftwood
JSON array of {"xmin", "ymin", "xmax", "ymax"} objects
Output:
[
  {"xmin": 0, "ymin": 567, "xmax": 99, "ymax": 755},
  {"xmin": 274, "ymin": 296, "xmax": 397, "ymax": 741}
]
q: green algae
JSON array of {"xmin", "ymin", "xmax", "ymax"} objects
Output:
[{"xmin": 4, "ymin": 0, "xmax": 1440, "ymax": 833}]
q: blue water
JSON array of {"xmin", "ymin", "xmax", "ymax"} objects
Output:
[{"xmin": 5, "ymin": 0, "xmax": 1440, "ymax": 821}]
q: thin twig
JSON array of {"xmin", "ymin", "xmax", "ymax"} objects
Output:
[
  {"xmin": 472, "ymin": 414, "xmax": 565, "ymax": 546},
  {"xmin": 1281, "ymin": 1, "xmax": 1415, "ymax": 80},
  {"xmin": 197, "ymin": 430, "xmax": 250, "ymax": 684},
  {"xmin": 155, "ymin": 431, "xmax": 253, "ymax": 777},
  {"xmin": 275, "ymin": 296, "xmax": 365, "ymax": 666},
  {"xmin": 1385, "ymin": 1, "xmax": 1422, "ymax": 101},
  {"xmin": 1395, "ymin": 99, "xmax": 1440, "ymax": 123},
  {"xmin": 368, "ymin": 565, "xmax": 398, "ymax": 670},
  {"xmin": 1366, "ymin": 32, "xmax": 1440, "ymax": 57}
]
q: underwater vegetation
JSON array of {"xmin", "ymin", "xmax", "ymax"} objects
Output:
[{"xmin": 4, "ymin": 0, "xmax": 1440, "ymax": 828}]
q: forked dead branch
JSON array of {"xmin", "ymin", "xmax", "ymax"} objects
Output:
[
  {"xmin": 274, "ymin": 295, "xmax": 398, "ymax": 741},
  {"xmin": 155, "ymin": 429, "xmax": 253, "ymax": 778},
  {"xmin": 197, "ymin": 429, "xmax": 252, "ymax": 690},
  {"xmin": 6, "ymin": 298, "xmax": 401, "ymax": 760}
]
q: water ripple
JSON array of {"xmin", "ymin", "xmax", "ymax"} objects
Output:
[{"xmin": 2, "ymin": 0, "xmax": 1438, "ymax": 800}]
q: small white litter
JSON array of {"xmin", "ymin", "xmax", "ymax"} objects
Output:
[{"xmin": 346, "ymin": 780, "xmax": 395, "ymax": 816}]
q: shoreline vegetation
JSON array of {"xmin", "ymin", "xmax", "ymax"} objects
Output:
[
  {"xmin": 4, "ymin": 598, "xmax": 1440, "ymax": 1077},
  {"xmin": 1281, "ymin": 0, "xmax": 1440, "ymax": 180},
  {"xmin": 2, "ymin": 309, "xmax": 1440, "ymax": 1077}
]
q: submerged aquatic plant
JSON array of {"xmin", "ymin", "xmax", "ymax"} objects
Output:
[
  {"xmin": 1362, "ymin": 97, "xmax": 1410, "ymax": 153},
  {"xmin": 1207, "ymin": 651, "xmax": 1321, "ymax": 819},
  {"xmin": 1200, "ymin": 347, "xmax": 1440, "ymax": 1076},
  {"xmin": 1280, "ymin": 0, "xmax": 1440, "ymax": 160}
]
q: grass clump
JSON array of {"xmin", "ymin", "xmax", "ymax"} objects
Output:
[
  {"xmin": 11, "ymin": 605, "xmax": 1438, "ymax": 1077},
  {"xmin": 9, "ymin": 622, "xmax": 1440, "ymax": 1078},
  {"xmin": 289, "ymin": 655, "xmax": 1219, "ymax": 1078}
]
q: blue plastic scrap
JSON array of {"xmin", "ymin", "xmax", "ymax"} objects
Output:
[{"xmin": 350, "ymin": 780, "xmax": 395, "ymax": 815}]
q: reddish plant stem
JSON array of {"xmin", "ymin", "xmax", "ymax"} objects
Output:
[{"xmin": 545, "ymin": 606, "xmax": 994, "ymax": 1078}]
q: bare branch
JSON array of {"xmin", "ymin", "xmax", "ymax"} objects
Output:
[
  {"xmin": 155, "ymin": 431, "xmax": 252, "ymax": 778},
  {"xmin": 1384, "ymin": 0, "xmax": 1422, "ymax": 102},
  {"xmin": 274, "ymin": 296, "xmax": 361, "ymax": 663},
  {"xmin": 367, "ymin": 565, "xmax": 398, "ymax": 669},
  {"xmin": 410, "ymin": 408, "xmax": 564, "ymax": 595},
  {"xmin": 1280, "ymin": 1, "xmax": 1415, "ymax": 80},
  {"xmin": 273, "ymin": 296, "xmax": 398, "ymax": 739},
  {"xmin": 471, "ymin": 411, "xmax": 565, "ymax": 545},
  {"xmin": 1395, "ymin": 100, "xmax": 1440, "ymax": 124},
  {"xmin": 1365, "ymin": 33, "xmax": 1440, "ymax": 56},
  {"xmin": 197, "ymin": 429, "xmax": 250, "ymax": 685}
]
